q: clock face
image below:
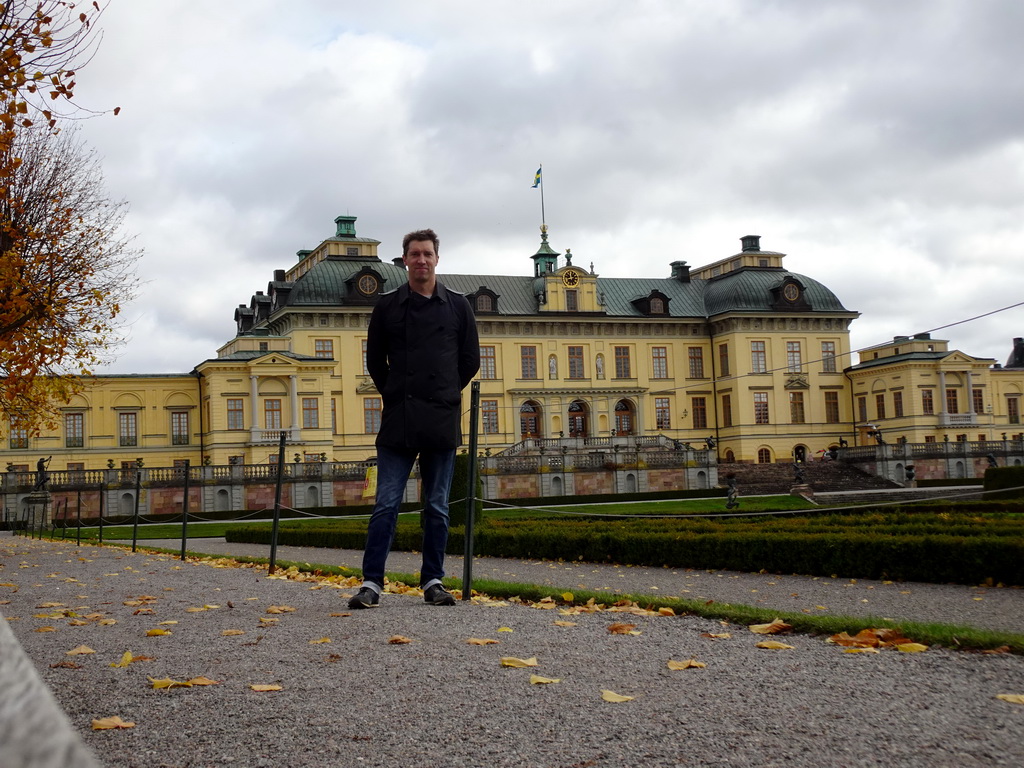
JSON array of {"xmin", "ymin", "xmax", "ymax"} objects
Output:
[
  {"xmin": 783, "ymin": 283, "xmax": 800, "ymax": 302},
  {"xmin": 562, "ymin": 269, "xmax": 580, "ymax": 287},
  {"xmin": 358, "ymin": 274, "xmax": 378, "ymax": 295}
]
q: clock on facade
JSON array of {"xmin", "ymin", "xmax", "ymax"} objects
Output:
[
  {"xmin": 782, "ymin": 282, "xmax": 800, "ymax": 302},
  {"xmin": 562, "ymin": 268, "xmax": 581, "ymax": 287},
  {"xmin": 358, "ymin": 274, "xmax": 379, "ymax": 295}
]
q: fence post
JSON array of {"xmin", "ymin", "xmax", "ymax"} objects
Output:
[{"xmin": 461, "ymin": 381, "xmax": 481, "ymax": 601}]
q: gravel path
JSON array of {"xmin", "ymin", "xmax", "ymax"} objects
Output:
[{"xmin": 2, "ymin": 534, "xmax": 1023, "ymax": 768}]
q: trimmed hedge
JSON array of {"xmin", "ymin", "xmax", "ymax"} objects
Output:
[
  {"xmin": 984, "ymin": 465, "xmax": 1024, "ymax": 499},
  {"xmin": 226, "ymin": 508, "xmax": 1024, "ymax": 586}
]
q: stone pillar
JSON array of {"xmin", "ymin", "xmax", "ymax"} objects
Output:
[
  {"xmin": 249, "ymin": 375, "xmax": 260, "ymax": 435},
  {"xmin": 289, "ymin": 374, "xmax": 300, "ymax": 439},
  {"xmin": 938, "ymin": 370, "xmax": 947, "ymax": 418},
  {"xmin": 965, "ymin": 370, "xmax": 975, "ymax": 414},
  {"xmin": 24, "ymin": 491, "xmax": 51, "ymax": 529}
]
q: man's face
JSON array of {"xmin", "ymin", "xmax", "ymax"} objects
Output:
[{"xmin": 403, "ymin": 240, "xmax": 438, "ymax": 282}]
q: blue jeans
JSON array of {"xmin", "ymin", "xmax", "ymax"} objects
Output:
[{"xmin": 360, "ymin": 445, "xmax": 456, "ymax": 590}]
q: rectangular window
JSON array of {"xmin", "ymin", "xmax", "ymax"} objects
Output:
[
  {"xmin": 9, "ymin": 422, "xmax": 28, "ymax": 449},
  {"xmin": 119, "ymin": 412, "xmax": 138, "ymax": 447},
  {"xmin": 480, "ymin": 346, "xmax": 497, "ymax": 379},
  {"xmin": 721, "ymin": 394, "xmax": 733, "ymax": 428},
  {"xmin": 946, "ymin": 388, "xmax": 959, "ymax": 415},
  {"xmin": 875, "ymin": 393, "xmax": 886, "ymax": 421},
  {"xmin": 565, "ymin": 289, "xmax": 578, "ymax": 311},
  {"xmin": 655, "ymin": 397, "xmax": 671, "ymax": 429},
  {"xmin": 361, "ymin": 340, "xmax": 369, "ymax": 375},
  {"xmin": 264, "ymin": 399, "xmax": 282, "ymax": 430},
  {"xmin": 1009, "ymin": 397, "xmax": 1021, "ymax": 425},
  {"xmin": 922, "ymin": 389, "xmax": 934, "ymax": 415},
  {"xmin": 314, "ymin": 339, "xmax": 334, "ymax": 359},
  {"xmin": 302, "ymin": 398, "xmax": 319, "ymax": 429},
  {"xmin": 786, "ymin": 342, "xmax": 802, "ymax": 373},
  {"xmin": 824, "ymin": 391, "xmax": 840, "ymax": 423},
  {"xmin": 363, "ymin": 397, "xmax": 382, "ymax": 434},
  {"xmin": 973, "ymin": 388, "xmax": 984, "ymax": 414},
  {"xmin": 790, "ymin": 392, "xmax": 805, "ymax": 424},
  {"xmin": 614, "ymin": 346, "xmax": 631, "ymax": 378},
  {"xmin": 65, "ymin": 413, "xmax": 84, "ymax": 448},
  {"xmin": 751, "ymin": 341, "xmax": 766, "ymax": 373},
  {"xmin": 568, "ymin": 346, "xmax": 585, "ymax": 379},
  {"xmin": 893, "ymin": 391, "xmax": 904, "ymax": 418},
  {"xmin": 692, "ymin": 397, "xmax": 707, "ymax": 430},
  {"xmin": 651, "ymin": 347, "xmax": 668, "ymax": 379},
  {"xmin": 821, "ymin": 341, "xmax": 837, "ymax": 373},
  {"xmin": 718, "ymin": 344, "xmax": 730, "ymax": 377},
  {"xmin": 481, "ymin": 400, "xmax": 499, "ymax": 434},
  {"xmin": 753, "ymin": 392, "xmax": 769, "ymax": 424},
  {"xmin": 171, "ymin": 411, "xmax": 190, "ymax": 445},
  {"xmin": 857, "ymin": 396, "xmax": 867, "ymax": 423},
  {"xmin": 688, "ymin": 347, "xmax": 705, "ymax": 378},
  {"xmin": 924, "ymin": 435, "xmax": 936, "ymax": 443},
  {"xmin": 520, "ymin": 346, "xmax": 538, "ymax": 379},
  {"xmin": 227, "ymin": 399, "xmax": 245, "ymax": 430}
]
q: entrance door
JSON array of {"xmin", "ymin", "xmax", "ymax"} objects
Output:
[
  {"xmin": 520, "ymin": 402, "xmax": 542, "ymax": 439},
  {"xmin": 568, "ymin": 400, "xmax": 588, "ymax": 438},
  {"xmin": 614, "ymin": 400, "xmax": 635, "ymax": 436}
]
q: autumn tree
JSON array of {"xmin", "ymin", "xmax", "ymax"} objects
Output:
[
  {"xmin": 0, "ymin": 124, "xmax": 139, "ymax": 433},
  {"xmin": 1, "ymin": 1, "xmax": 129, "ymax": 435}
]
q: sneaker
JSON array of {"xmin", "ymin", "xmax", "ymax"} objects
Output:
[
  {"xmin": 423, "ymin": 583, "xmax": 456, "ymax": 606},
  {"xmin": 348, "ymin": 587, "xmax": 379, "ymax": 609}
]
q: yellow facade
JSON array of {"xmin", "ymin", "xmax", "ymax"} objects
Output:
[{"xmin": 4, "ymin": 216, "xmax": 1024, "ymax": 473}]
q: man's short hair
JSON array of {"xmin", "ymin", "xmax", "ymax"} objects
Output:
[{"xmin": 402, "ymin": 229, "xmax": 440, "ymax": 257}]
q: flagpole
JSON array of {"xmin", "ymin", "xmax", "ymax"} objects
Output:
[{"xmin": 539, "ymin": 163, "xmax": 546, "ymax": 227}]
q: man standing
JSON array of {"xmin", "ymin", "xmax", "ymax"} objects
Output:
[{"xmin": 349, "ymin": 229, "xmax": 480, "ymax": 608}]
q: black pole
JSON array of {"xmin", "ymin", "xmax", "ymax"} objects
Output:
[
  {"xmin": 268, "ymin": 432, "xmax": 287, "ymax": 575},
  {"xmin": 461, "ymin": 381, "xmax": 481, "ymax": 601},
  {"xmin": 98, "ymin": 481, "xmax": 105, "ymax": 544},
  {"xmin": 180, "ymin": 460, "xmax": 191, "ymax": 561},
  {"xmin": 131, "ymin": 468, "xmax": 141, "ymax": 553},
  {"xmin": 76, "ymin": 489, "xmax": 81, "ymax": 545}
]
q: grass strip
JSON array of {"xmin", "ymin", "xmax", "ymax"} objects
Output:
[{"xmin": 98, "ymin": 542, "xmax": 1023, "ymax": 655}]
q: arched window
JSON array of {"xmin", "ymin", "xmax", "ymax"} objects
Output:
[
  {"xmin": 614, "ymin": 399, "xmax": 634, "ymax": 436},
  {"xmin": 650, "ymin": 297, "xmax": 665, "ymax": 314},
  {"xmin": 568, "ymin": 400, "xmax": 589, "ymax": 438},
  {"xmin": 724, "ymin": 449, "xmax": 735, "ymax": 463},
  {"xmin": 757, "ymin": 448, "xmax": 772, "ymax": 464},
  {"xmin": 476, "ymin": 294, "xmax": 493, "ymax": 313},
  {"xmin": 520, "ymin": 401, "xmax": 542, "ymax": 439}
]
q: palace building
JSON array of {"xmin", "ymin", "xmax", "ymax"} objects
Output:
[{"xmin": 3, "ymin": 215, "xmax": 1023, "ymax": 482}]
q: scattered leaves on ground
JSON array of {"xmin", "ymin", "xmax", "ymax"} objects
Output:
[
  {"xmin": 749, "ymin": 619, "xmax": 792, "ymax": 635},
  {"xmin": 467, "ymin": 638, "xmax": 499, "ymax": 645},
  {"xmin": 501, "ymin": 656, "xmax": 539, "ymax": 668},
  {"xmin": 146, "ymin": 628, "xmax": 172, "ymax": 637},
  {"xmin": 756, "ymin": 640, "xmax": 796, "ymax": 650},
  {"xmin": 250, "ymin": 684, "xmax": 282, "ymax": 692},
  {"xmin": 530, "ymin": 675, "xmax": 561, "ymax": 684},
  {"xmin": 601, "ymin": 689, "xmax": 635, "ymax": 703},
  {"xmin": 667, "ymin": 659, "xmax": 706, "ymax": 670},
  {"xmin": 92, "ymin": 716, "xmax": 135, "ymax": 730},
  {"xmin": 388, "ymin": 635, "xmax": 412, "ymax": 644}
]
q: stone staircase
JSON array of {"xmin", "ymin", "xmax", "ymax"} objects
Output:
[{"xmin": 720, "ymin": 461, "xmax": 900, "ymax": 496}]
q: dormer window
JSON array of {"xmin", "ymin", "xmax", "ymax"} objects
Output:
[
  {"xmin": 631, "ymin": 290, "xmax": 670, "ymax": 317},
  {"xmin": 345, "ymin": 267, "xmax": 384, "ymax": 305},
  {"xmin": 468, "ymin": 286, "xmax": 499, "ymax": 315}
]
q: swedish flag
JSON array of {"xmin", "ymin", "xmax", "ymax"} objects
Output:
[{"xmin": 532, "ymin": 166, "xmax": 542, "ymax": 188}]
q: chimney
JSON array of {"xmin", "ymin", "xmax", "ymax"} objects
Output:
[
  {"xmin": 669, "ymin": 260, "xmax": 690, "ymax": 282},
  {"xmin": 740, "ymin": 235, "xmax": 761, "ymax": 252},
  {"xmin": 273, "ymin": 269, "xmax": 286, "ymax": 282},
  {"xmin": 392, "ymin": 257, "xmax": 406, "ymax": 269}
]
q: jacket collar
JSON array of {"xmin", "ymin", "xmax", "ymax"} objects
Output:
[{"xmin": 397, "ymin": 279, "xmax": 449, "ymax": 304}]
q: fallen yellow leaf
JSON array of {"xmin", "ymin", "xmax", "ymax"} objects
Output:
[
  {"xmin": 749, "ymin": 619, "xmax": 792, "ymax": 635},
  {"xmin": 553, "ymin": 620, "xmax": 577, "ymax": 627},
  {"xmin": 702, "ymin": 632, "xmax": 731, "ymax": 639},
  {"xmin": 187, "ymin": 676, "xmax": 219, "ymax": 686},
  {"xmin": 329, "ymin": 612, "xmax": 352, "ymax": 618},
  {"xmin": 250, "ymin": 684, "xmax": 282, "ymax": 692},
  {"xmin": 91, "ymin": 716, "xmax": 135, "ymax": 730},
  {"xmin": 388, "ymin": 635, "xmax": 413, "ymax": 644},
  {"xmin": 896, "ymin": 643, "xmax": 928, "ymax": 653},
  {"xmin": 842, "ymin": 647, "xmax": 881, "ymax": 654},
  {"xmin": 467, "ymin": 638, "xmax": 499, "ymax": 645},
  {"xmin": 266, "ymin": 605, "xmax": 296, "ymax": 614},
  {"xmin": 221, "ymin": 629, "xmax": 245, "ymax": 636},
  {"xmin": 34, "ymin": 626, "xmax": 56, "ymax": 633},
  {"xmin": 667, "ymin": 659, "xmax": 706, "ymax": 670},
  {"xmin": 148, "ymin": 677, "xmax": 192, "ymax": 689},
  {"xmin": 601, "ymin": 689, "xmax": 635, "ymax": 703},
  {"xmin": 608, "ymin": 622, "xmax": 637, "ymax": 635},
  {"xmin": 500, "ymin": 656, "xmax": 539, "ymax": 668},
  {"xmin": 66, "ymin": 645, "xmax": 95, "ymax": 655},
  {"xmin": 756, "ymin": 641, "xmax": 796, "ymax": 650},
  {"xmin": 110, "ymin": 651, "xmax": 134, "ymax": 668},
  {"xmin": 309, "ymin": 637, "xmax": 331, "ymax": 644},
  {"xmin": 658, "ymin": 607, "xmax": 676, "ymax": 616},
  {"xmin": 530, "ymin": 675, "xmax": 561, "ymax": 684},
  {"xmin": 996, "ymin": 694, "xmax": 1024, "ymax": 705},
  {"xmin": 561, "ymin": 592, "xmax": 574, "ymax": 602},
  {"xmin": 497, "ymin": 627, "xmax": 514, "ymax": 632},
  {"xmin": 157, "ymin": 621, "xmax": 177, "ymax": 625},
  {"xmin": 146, "ymin": 628, "xmax": 172, "ymax": 637}
]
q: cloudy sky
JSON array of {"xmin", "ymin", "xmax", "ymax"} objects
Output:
[{"xmin": 68, "ymin": 0, "xmax": 1024, "ymax": 373}]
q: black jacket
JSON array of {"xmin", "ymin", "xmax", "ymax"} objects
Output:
[{"xmin": 366, "ymin": 280, "xmax": 480, "ymax": 451}]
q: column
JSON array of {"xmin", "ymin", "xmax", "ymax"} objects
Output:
[
  {"xmin": 249, "ymin": 375, "xmax": 259, "ymax": 435},
  {"xmin": 289, "ymin": 375, "xmax": 300, "ymax": 439},
  {"xmin": 937, "ymin": 370, "xmax": 947, "ymax": 419},
  {"xmin": 965, "ymin": 371, "xmax": 975, "ymax": 414}
]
